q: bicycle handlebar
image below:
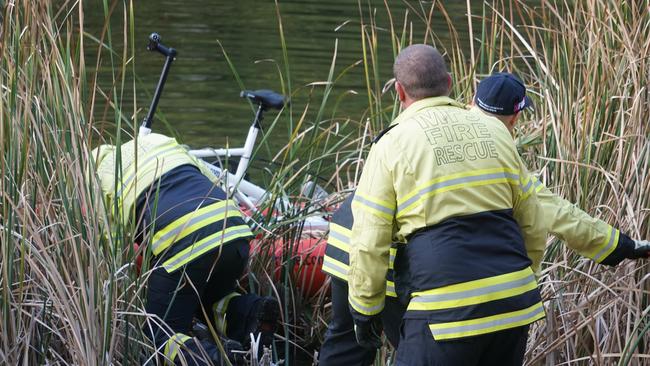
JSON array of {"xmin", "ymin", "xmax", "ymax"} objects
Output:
[
  {"xmin": 147, "ymin": 32, "xmax": 177, "ymax": 58},
  {"xmin": 141, "ymin": 33, "xmax": 177, "ymax": 134}
]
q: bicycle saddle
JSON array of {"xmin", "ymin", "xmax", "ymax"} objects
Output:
[{"xmin": 240, "ymin": 89, "xmax": 288, "ymax": 110}]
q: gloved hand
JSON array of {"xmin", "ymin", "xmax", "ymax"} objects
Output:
[
  {"xmin": 632, "ymin": 240, "xmax": 650, "ymax": 259},
  {"xmin": 210, "ymin": 338, "xmax": 246, "ymax": 366},
  {"xmin": 353, "ymin": 316, "xmax": 383, "ymax": 349}
]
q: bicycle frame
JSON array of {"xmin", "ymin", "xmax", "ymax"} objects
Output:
[
  {"xmin": 188, "ymin": 108, "xmax": 268, "ymax": 212},
  {"xmin": 140, "ymin": 33, "xmax": 286, "ymax": 213}
]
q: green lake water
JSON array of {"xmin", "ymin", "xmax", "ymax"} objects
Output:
[{"xmin": 85, "ymin": 0, "xmax": 476, "ymax": 150}]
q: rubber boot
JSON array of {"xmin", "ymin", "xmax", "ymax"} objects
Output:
[
  {"xmin": 192, "ymin": 321, "xmax": 248, "ymax": 366},
  {"xmin": 245, "ymin": 296, "xmax": 280, "ymax": 348}
]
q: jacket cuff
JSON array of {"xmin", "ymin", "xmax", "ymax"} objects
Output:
[
  {"xmin": 599, "ymin": 232, "xmax": 635, "ymax": 266},
  {"xmin": 348, "ymin": 296, "xmax": 384, "ymax": 322}
]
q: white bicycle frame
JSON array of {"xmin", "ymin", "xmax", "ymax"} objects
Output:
[
  {"xmin": 187, "ymin": 123, "xmax": 268, "ymax": 212},
  {"xmin": 141, "ymin": 113, "xmax": 330, "ymax": 238},
  {"xmin": 138, "ymin": 33, "xmax": 328, "ymax": 231}
]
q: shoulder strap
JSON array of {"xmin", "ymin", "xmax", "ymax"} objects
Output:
[{"xmin": 372, "ymin": 124, "xmax": 397, "ymax": 144}]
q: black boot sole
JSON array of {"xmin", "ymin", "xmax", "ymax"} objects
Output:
[{"xmin": 251, "ymin": 297, "xmax": 280, "ymax": 348}]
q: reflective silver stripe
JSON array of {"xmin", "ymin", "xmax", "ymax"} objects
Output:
[
  {"xmin": 397, "ymin": 172, "xmax": 519, "ymax": 212},
  {"xmin": 520, "ymin": 178, "xmax": 533, "ymax": 193},
  {"xmin": 592, "ymin": 227, "xmax": 617, "ymax": 262},
  {"xmin": 410, "ymin": 274, "xmax": 535, "ymax": 305},
  {"xmin": 389, "ymin": 252, "xmax": 396, "ymax": 268},
  {"xmin": 151, "ymin": 203, "xmax": 239, "ymax": 253},
  {"xmin": 349, "ymin": 296, "xmax": 384, "ymax": 315},
  {"xmin": 430, "ymin": 303, "xmax": 545, "ymax": 338},
  {"xmin": 328, "ymin": 229, "xmax": 350, "ymax": 245},
  {"xmin": 322, "ymin": 259, "xmax": 348, "ymax": 279},
  {"xmin": 163, "ymin": 226, "xmax": 252, "ymax": 271},
  {"xmin": 116, "ymin": 143, "xmax": 181, "ymax": 199},
  {"xmin": 354, "ymin": 195, "xmax": 394, "ymax": 216},
  {"xmin": 386, "ymin": 282, "xmax": 396, "ymax": 295},
  {"xmin": 166, "ymin": 341, "xmax": 181, "ymax": 363}
]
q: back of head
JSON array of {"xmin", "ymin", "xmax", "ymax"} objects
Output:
[{"xmin": 393, "ymin": 44, "xmax": 449, "ymax": 99}]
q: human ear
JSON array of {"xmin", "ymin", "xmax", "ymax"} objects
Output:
[{"xmin": 395, "ymin": 81, "xmax": 407, "ymax": 103}]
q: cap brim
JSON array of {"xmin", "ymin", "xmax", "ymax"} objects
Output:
[{"xmin": 523, "ymin": 96, "xmax": 534, "ymax": 111}]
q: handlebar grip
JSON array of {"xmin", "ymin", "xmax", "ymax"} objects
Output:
[
  {"xmin": 147, "ymin": 32, "xmax": 177, "ymax": 58},
  {"xmin": 147, "ymin": 32, "xmax": 161, "ymax": 49}
]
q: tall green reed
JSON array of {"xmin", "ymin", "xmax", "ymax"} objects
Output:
[{"xmin": 0, "ymin": 0, "xmax": 152, "ymax": 363}]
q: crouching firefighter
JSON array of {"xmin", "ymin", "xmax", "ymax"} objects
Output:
[{"xmin": 90, "ymin": 132, "xmax": 279, "ymax": 365}]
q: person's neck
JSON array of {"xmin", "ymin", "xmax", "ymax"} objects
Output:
[
  {"xmin": 402, "ymin": 94, "xmax": 444, "ymax": 109},
  {"xmin": 483, "ymin": 111, "xmax": 515, "ymax": 134},
  {"xmin": 401, "ymin": 96, "xmax": 418, "ymax": 109}
]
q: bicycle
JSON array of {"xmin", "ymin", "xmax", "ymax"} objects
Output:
[{"xmin": 141, "ymin": 32, "xmax": 330, "ymax": 232}]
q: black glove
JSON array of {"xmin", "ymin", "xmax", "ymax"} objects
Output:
[
  {"xmin": 601, "ymin": 233, "xmax": 650, "ymax": 266},
  {"xmin": 353, "ymin": 316, "xmax": 383, "ymax": 349},
  {"xmin": 210, "ymin": 338, "xmax": 246, "ymax": 366},
  {"xmin": 632, "ymin": 240, "xmax": 650, "ymax": 259}
]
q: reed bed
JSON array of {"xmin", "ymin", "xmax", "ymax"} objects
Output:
[{"xmin": 1, "ymin": 0, "xmax": 648, "ymax": 365}]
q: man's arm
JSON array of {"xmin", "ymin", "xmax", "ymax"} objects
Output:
[
  {"xmin": 348, "ymin": 143, "xmax": 396, "ymax": 320},
  {"xmin": 532, "ymin": 177, "xmax": 647, "ymax": 265}
]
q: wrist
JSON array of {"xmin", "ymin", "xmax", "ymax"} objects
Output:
[{"xmin": 599, "ymin": 231, "xmax": 634, "ymax": 266}]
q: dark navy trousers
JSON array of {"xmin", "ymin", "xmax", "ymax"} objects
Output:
[
  {"xmin": 145, "ymin": 239, "xmax": 260, "ymax": 365},
  {"xmin": 395, "ymin": 319, "xmax": 529, "ymax": 366},
  {"xmin": 319, "ymin": 277, "xmax": 407, "ymax": 366}
]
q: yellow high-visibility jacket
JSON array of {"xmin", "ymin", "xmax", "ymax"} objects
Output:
[
  {"xmin": 532, "ymin": 178, "xmax": 621, "ymax": 263},
  {"xmin": 324, "ymin": 183, "xmax": 625, "ymax": 300},
  {"xmin": 323, "ymin": 193, "xmax": 399, "ymax": 297},
  {"xmin": 92, "ymin": 133, "xmax": 220, "ymax": 226},
  {"xmin": 91, "ymin": 133, "xmax": 252, "ymax": 272},
  {"xmin": 348, "ymin": 96, "xmax": 547, "ymax": 340}
]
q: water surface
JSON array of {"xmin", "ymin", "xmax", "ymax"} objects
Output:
[{"xmin": 85, "ymin": 0, "xmax": 476, "ymax": 150}]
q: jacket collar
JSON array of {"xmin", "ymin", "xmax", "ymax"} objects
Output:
[{"xmin": 390, "ymin": 96, "xmax": 466, "ymax": 127}]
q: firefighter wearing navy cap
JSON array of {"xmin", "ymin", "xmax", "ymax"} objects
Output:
[
  {"xmin": 472, "ymin": 72, "xmax": 650, "ymax": 267},
  {"xmin": 91, "ymin": 133, "xmax": 279, "ymax": 365}
]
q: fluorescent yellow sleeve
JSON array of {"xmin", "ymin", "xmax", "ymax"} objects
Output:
[
  {"xmin": 92, "ymin": 134, "xmax": 210, "ymax": 226},
  {"xmin": 533, "ymin": 178, "xmax": 618, "ymax": 263},
  {"xmin": 348, "ymin": 143, "xmax": 396, "ymax": 316},
  {"xmin": 511, "ymin": 158, "xmax": 546, "ymax": 276}
]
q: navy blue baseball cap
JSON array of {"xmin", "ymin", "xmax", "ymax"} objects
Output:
[{"xmin": 475, "ymin": 72, "xmax": 532, "ymax": 115}]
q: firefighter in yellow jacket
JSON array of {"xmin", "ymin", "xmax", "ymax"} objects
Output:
[
  {"xmin": 91, "ymin": 133, "xmax": 279, "ymax": 365},
  {"xmin": 472, "ymin": 72, "xmax": 649, "ymax": 266},
  {"xmin": 349, "ymin": 44, "xmax": 547, "ymax": 366}
]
